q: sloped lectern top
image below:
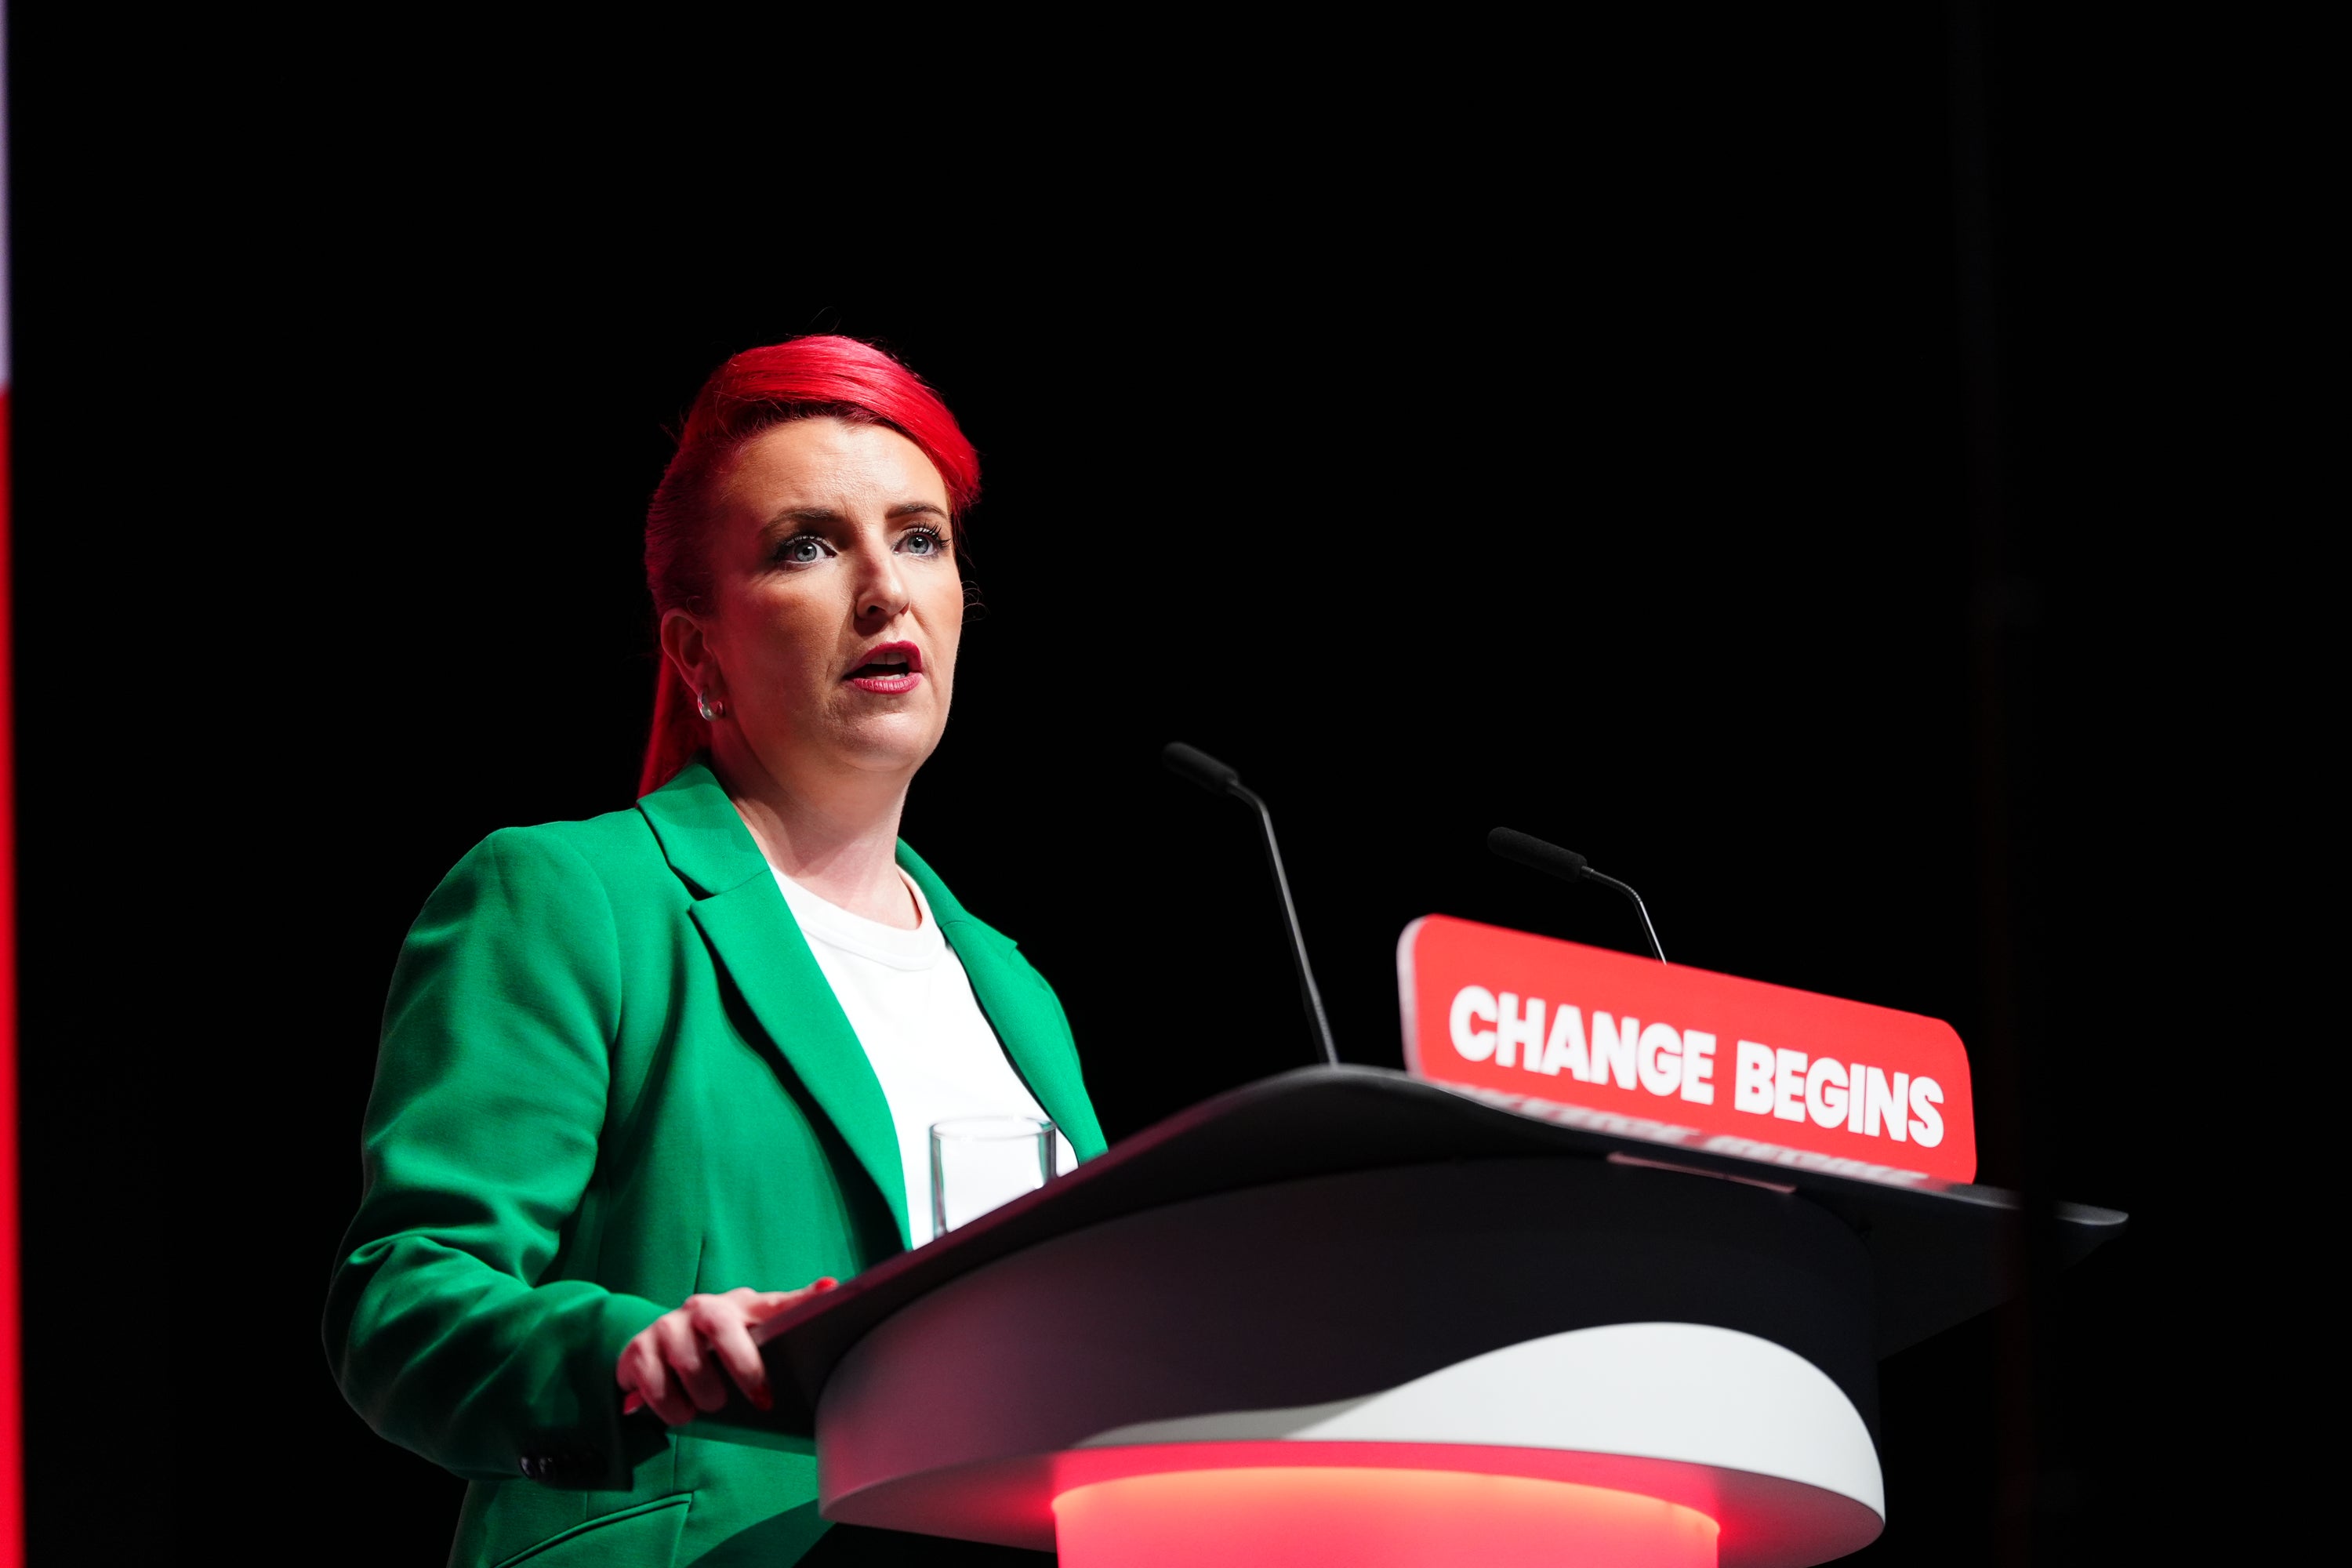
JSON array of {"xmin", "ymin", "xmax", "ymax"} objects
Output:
[{"xmin": 732, "ymin": 1064, "xmax": 2123, "ymax": 1439}]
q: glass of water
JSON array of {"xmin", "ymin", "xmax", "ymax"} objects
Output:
[{"xmin": 929, "ymin": 1114, "xmax": 1059, "ymax": 1240}]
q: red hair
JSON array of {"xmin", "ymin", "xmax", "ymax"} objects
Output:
[{"xmin": 638, "ymin": 336, "xmax": 981, "ymax": 797}]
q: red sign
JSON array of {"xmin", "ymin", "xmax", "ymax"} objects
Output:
[{"xmin": 1399, "ymin": 916, "xmax": 1976, "ymax": 1186}]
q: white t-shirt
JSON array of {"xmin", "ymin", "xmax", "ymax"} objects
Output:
[{"xmin": 772, "ymin": 866, "xmax": 1073, "ymax": 1247}]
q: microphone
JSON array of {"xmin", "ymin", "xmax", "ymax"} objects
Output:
[
  {"xmin": 1162, "ymin": 743, "xmax": 1341, "ymax": 1067},
  {"xmin": 1487, "ymin": 826, "xmax": 1668, "ymax": 963}
]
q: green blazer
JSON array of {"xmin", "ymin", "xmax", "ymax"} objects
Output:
[{"xmin": 323, "ymin": 763, "xmax": 1106, "ymax": 1568}]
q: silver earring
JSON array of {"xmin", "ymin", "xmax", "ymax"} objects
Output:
[{"xmin": 696, "ymin": 691, "xmax": 724, "ymax": 721}]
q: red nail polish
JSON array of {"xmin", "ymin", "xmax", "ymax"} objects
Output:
[
  {"xmin": 814, "ymin": 1277, "xmax": 838, "ymax": 1292},
  {"xmin": 622, "ymin": 1392, "xmax": 644, "ymax": 1415},
  {"xmin": 751, "ymin": 1388, "xmax": 773, "ymax": 1411}
]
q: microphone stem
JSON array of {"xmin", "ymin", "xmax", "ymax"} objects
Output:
[
  {"xmin": 1583, "ymin": 869, "xmax": 1668, "ymax": 963},
  {"xmin": 1232, "ymin": 783, "xmax": 1341, "ymax": 1067}
]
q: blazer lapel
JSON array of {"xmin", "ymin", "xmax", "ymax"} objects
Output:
[
  {"xmin": 899, "ymin": 844, "xmax": 1110, "ymax": 1161},
  {"xmin": 641, "ymin": 764, "xmax": 911, "ymax": 1245}
]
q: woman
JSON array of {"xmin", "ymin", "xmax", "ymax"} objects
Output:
[{"xmin": 324, "ymin": 336, "xmax": 1105, "ymax": 1567}]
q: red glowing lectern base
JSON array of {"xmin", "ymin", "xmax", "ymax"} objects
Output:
[
  {"xmin": 1054, "ymin": 1469, "xmax": 1719, "ymax": 1568},
  {"xmin": 710, "ymin": 1068, "xmax": 2122, "ymax": 1566}
]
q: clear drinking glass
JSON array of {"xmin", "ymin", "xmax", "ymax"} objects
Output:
[{"xmin": 930, "ymin": 1114, "xmax": 1059, "ymax": 1240}]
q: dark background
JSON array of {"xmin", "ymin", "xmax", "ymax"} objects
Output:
[{"xmin": 11, "ymin": 6, "xmax": 2285, "ymax": 1563}]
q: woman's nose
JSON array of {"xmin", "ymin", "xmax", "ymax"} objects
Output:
[{"xmin": 851, "ymin": 544, "xmax": 911, "ymax": 624}]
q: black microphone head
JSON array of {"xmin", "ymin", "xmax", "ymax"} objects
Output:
[
  {"xmin": 1488, "ymin": 826, "xmax": 1590, "ymax": 883},
  {"xmin": 1162, "ymin": 742, "xmax": 1242, "ymax": 796}
]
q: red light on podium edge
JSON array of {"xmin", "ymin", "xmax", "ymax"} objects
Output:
[{"xmin": 1052, "ymin": 1468, "xmax": 1719, "ymax": 1568}]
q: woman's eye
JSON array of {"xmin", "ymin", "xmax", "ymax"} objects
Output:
[
  {"xmin": 902, "ymin": 528, "xmax": 945, "ymax": 556},
  {"xmin": 779, "ymin": 536, "xmax": 826, "ymax": 565}
]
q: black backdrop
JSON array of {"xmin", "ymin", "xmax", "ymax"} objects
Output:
[{"xmin": 10, "ymin": 7, "xmax": 2272, "ymax": 1563}]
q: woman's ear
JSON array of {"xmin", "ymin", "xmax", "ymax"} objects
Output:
[{"xmin": 659, "ymin": 607, "xmax": 721, "ymax": 706}]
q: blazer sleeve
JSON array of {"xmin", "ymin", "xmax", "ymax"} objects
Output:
[{"xmin": 323, "ymin": 826, "xmax": 670, "ymax": 1486}]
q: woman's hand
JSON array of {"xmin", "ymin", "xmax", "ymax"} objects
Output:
[{"xmin": 616, "ymin": 1279, "xmax": 837, "ymax": 1425}]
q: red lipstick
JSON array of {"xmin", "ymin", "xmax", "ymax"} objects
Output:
[{"xmin": 844, "ymin": 641, "xmax": 924, "ymax": 695}]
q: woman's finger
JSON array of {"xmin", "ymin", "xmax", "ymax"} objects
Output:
[
  {"xmin": 656, "ymin": 1311, "xmax": 730, "ymax": 1414},
  {"xmin": 745, "ymin": 1277, "xmax": 838, "ymax": 1323},
  {"xmin": 620, "ymin": 1333, "xmax": 691, "ymax": 1426},
  {"xmin": 689, "ymin": 1294, "xmax": 787, "ymax": 1410},
  {"xmin": 617, "ymin": 1333, "xmax": 660, "ymax": 1402},
  {"xmin": 699, "ymin": 1306, "xmax": 774, "ymax": 1411}
]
